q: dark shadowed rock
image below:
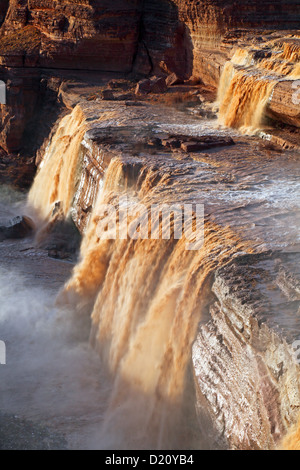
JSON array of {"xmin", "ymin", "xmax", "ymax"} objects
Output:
[
  {"xmin": 135, "ymin": 79, "xmax": 152, "ymax": 95},
  {"xmin": 100, "ymin": 89, "xmax": 115, "ymax": 101},
  {"xmin": 181, "ymin": 141, "xmax": 208, "ymax": 152},
  {"xmin": 36, "ymin": 204, "xmax": 81, "ymax": 261},
  {"xmin": 160, "ymin": 135, "xmax": 235, "ymax": 152},
  {"xmin": 0, "ymin": 216, "xmax": 35, "ymax": 241},
  {"xmin": 0, "ymin": 0, "xmax": 8, "ymax": 26},
  {"xmin": 149, "ymin": 76, "xmax": 168, "ymax": 94},
  {"xmin": 135, "ymin": 76, "xmax": 168, "ymax": 95},
  {"xmin": 162, "ymin": 138, "xmax": 181, "ymax": 149}
]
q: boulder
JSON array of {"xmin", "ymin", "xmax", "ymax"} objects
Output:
[
  {"xmin": 135, "ymin": 76, "xmax": 167, "ymax": 95},
  {"xmin": 100, "ymin": 89, "xmax": 115, "ymax": 101},
  {"xmin": 181, "ymin": 141, "xmax": 207, "ymax": 152},
  {"xmin": 135, "ymin": 79, "xmax": 152, "ymax": 95},
  {"xmin": 149, "ymin": 76, "xmax": 168, "ymax": 94},
  {"xmin": 0, "ymin": 216, "xmax": 35, "ymax": 241},
  {"xmin": 162, "ymin": 138, "xmax": 181, "ymax": 149},
  {"xmin": 36, "ymin": 205, "xmax": 81, "ymax": 261}
]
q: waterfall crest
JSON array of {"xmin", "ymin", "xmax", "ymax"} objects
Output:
[{"xmin": 218, "ymin": 40, "xmax": 300, "ymax": 134}]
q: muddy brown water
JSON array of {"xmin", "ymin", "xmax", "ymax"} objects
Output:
[{"xmin": 0, "ymin": 105, "xmax": 299, "ymax": 449}]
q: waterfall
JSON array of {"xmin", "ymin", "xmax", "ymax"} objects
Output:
[
  {"xmin": 56, "ymin": 156, "xmax": 251, "ymax": 449},
  {"xmin": 23, "ymin": 57, "xmax": 299, "ymax": 448},
  {"xmin": 217, "ymin": 49, "xmax": 276, "ymax": 134},
  {"xmin": 219, "ymin": 71, "xmax": 275, "ymax": 133},
  {"xmin": 28, "ymin": 106, "xmax": 87, "ymax": 222},
  {"xmin": 25, "ymin": 105, "xmax": 254, "ymax": 448},
  {"xmin": 218, "ymin": 41, "xmax": 300, "ymax": 134}
]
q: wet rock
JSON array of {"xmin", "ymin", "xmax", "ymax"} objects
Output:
[
  {"xmin": 135, "ymin": 79, "xmax": 152, "ymax": 95},
  {"xmin": 268, "ymin": 81, "xmax": 300, "ymax": 128},
  {"xmin": 108, "ymin": 79, "xmax": 131, "ymax": 91},
  {"xmin": 0, "ymin": 216, "xmax": 35, "ymax": 241},
  {"xmin": 47, "ymin": 249, "xmax": 71, "ymax": 261},
  {"xmin": 181, "ymin": 141, "xmax": 208, "ymax": 152},
  {"xmin": 162, "ymin": 138, "xmax": 181, "ymax": 149},
  {"xmin": 149, "ymin": 76, "xmax": 168, "ymax": 94},
  {"xmin": 36, "ymin": 206, "xmax": 81, "ymax": 261},
  {"xmin": 173, "ymin": 135, "xmax": 236, "ymax": 152},
  {"xmin": 193, "ymin": 252, "xmax": 300, "ymax": 450}
]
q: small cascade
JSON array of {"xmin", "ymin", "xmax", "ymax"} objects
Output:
[
  {"xmin": 28, "ymin": 106, "xmax": 87, "ymax": 221},
  {"xmin": 218, "ymin": 39, "xmax": 300, "ymax": 134},
  {"xmin": 219, "ymin": 70, "xmax": 276, "ymax": 133}
]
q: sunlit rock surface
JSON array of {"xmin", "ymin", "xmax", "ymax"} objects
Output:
[
  {"xmin": 0, "ymin": 1, "xmax": 299, "ymax": 154},
  {"xmin": 0, "ymin": 0, "xmax": 142, "ymax": 71},
  {"xmin": 193, "ymin": 252, "xmax": 300, "ymax": 450}
]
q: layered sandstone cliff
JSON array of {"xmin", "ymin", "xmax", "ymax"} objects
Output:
[
  {"xmin": 1, "ymin": 0, "xmax": 299, "ymax": 75},
  {"xmin": 0, "ymin": 0, "xmax": 300, "ymax": 451},
  {"xmin": 0, "ymin": 0, "xmax": 299, "ymax": 155},
  {"xmin": 0, "ymin": 0, "xmax": 142, "ymax": 71},
  {"xmin": 193, "ymin": 252, "xmax": 300, "ymax": 450}
]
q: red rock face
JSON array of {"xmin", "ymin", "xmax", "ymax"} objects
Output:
[
  {"xmin": 0, "ymin": 68, "xmax": 40, "ymax": 153},
  {"xmin": 0, "ymin": 0, "xmax": 299, "ymax": 155},
  {"xmin": 269, "ymin": 81, "xmax": 300, "ymax": 128},
  {"xmin": 141, "ymin": 0, "xmax": 300, "ymax": 84},
  {"xmin": 0, "ymin": 0, "xmax": 143, "ymax": 72},
  {"xmin": 2, "ymin": 1, "xmax": 299, "ymax": 75}
]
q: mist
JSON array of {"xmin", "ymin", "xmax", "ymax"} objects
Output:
[{"xmin": 0, "ymin": 261, "xmax": 112, "ymax": 449}]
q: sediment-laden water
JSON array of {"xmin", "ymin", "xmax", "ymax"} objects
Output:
[{"xmin": 0, "ymin": 64, "xmax": 300, "ymax": 449}]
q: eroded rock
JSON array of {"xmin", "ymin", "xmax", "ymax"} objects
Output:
[{"xmin": 193, "ymin": 252, "xmax": 300, "ymax": 450}]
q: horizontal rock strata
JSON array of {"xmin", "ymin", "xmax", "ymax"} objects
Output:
[{"xmin": 193, "ymin": 252, "xmax": 300, "ymax": 450}]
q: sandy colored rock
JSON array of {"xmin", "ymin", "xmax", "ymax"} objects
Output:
[{"xmin": 268, "ymin": 81, "xmax": 300, "ymax": 128}]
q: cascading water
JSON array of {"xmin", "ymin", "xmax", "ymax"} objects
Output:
[
  {"xmin": 28, "ymin": 106, "xmax": 87, "ymax": 221},
  {"xmin": 9, "ymin": 38, "xmax": 299, "ymax": 449},
  {"xmin": 218, "ymin": 40, "xmax": 300, "ymax": 134},
  {"xmin": 219, "ymin": 71, "xmax": 276, "ymax": 133},
  {"xmin": 25, "ymin": 111, "xmax": 253, "ymax": 448},
  {"xmin": 57, "ymin": 158, "xmax": 251, "ymax": 449},
  {"xmin": 216, "ymin": 39, "xmax": 300, "ymax": 450}
]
